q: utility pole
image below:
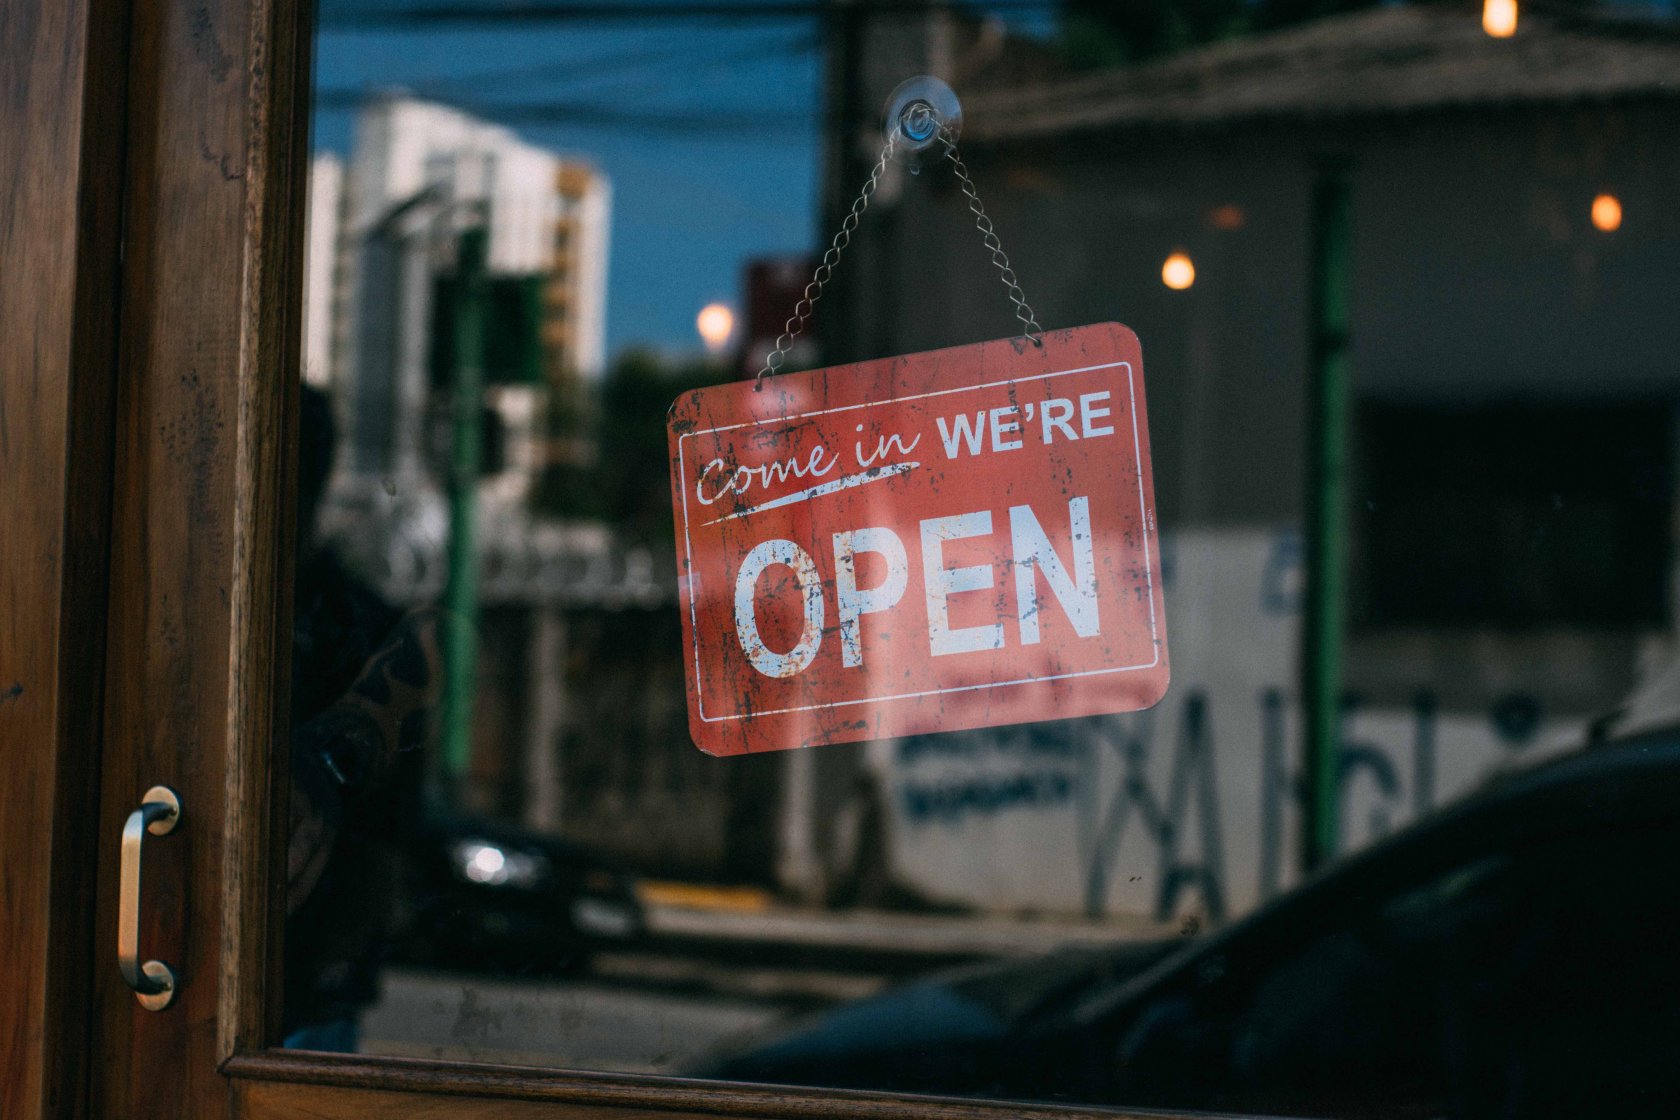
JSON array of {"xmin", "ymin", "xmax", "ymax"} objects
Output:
[
  {"xmin": 1301, "ymin": 167, "xmax": 1352, "ymax": 876},
  {"xmin": 821, "ymin": 0, "xmax": 865, "ymax": 366},
  {"xmin": 441, "ymin": 223, "xmax": 488, "ymax": 789}
]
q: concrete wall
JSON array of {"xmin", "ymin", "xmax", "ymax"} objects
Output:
[
  {"xmin": 800, "ymin": 100, "xmax": 1680, "ymax": 920},
  {"xmin": 858, "ymin": 528, "xmax": 1581, "ymax": 920}
]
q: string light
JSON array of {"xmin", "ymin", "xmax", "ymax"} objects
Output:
[
  {"xmin": 1483, "ymin": 0, "xmax": 1518, "ymax": 38},
  {"xmin": 1162, "ymin": 252, "xmax": 1196, "ymax": 291},
  {"xmin": 1591, "ymin": 193, "xmax": 1622, "ymax": 233}
]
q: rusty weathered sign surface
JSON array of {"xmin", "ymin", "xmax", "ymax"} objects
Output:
[{"xmin": 668, "ymin": 323, "xmax": 1168, "ymax": 756}]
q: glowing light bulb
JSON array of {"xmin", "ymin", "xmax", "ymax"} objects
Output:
[
  {"xmin": 1208, "ymin": 204, "xmax": 1245, "ymax": 231},
  {"xmin": 696, "ymin": 302, "xmax": 735, "ymax": 354},
  {"xmin": 1161, "ymin": 252, "xmax": 1195, "ymax": 291},
  {"xmin": 1483, "ymin": 0, "xmax": 1517, "ymax": 38},
  {"xmin": 1591, "ymin": 193, "xmax": 1622, "ymax": 232}
]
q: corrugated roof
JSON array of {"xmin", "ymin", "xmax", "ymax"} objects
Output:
[{"xmin": 965, "ymin": 6, "xmax": 1680, "ymax": 140}]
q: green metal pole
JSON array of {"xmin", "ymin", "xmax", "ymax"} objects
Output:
[
  {"xmin": 441, "ymin": 224, "xmax": 488, "ymax": 786},
  {"xmin": 1301, "ymin": 169, "xmax": 1352, "ymax": 875}
]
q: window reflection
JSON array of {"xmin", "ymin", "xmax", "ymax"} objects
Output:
[{"xmin": 285, "ymin": 2, "xmax": 1680, "ymax": 1114}]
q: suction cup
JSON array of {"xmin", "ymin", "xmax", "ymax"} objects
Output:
[{"xmin": 884, "ymin": 75, "xmax": 961, "ymax": 154}]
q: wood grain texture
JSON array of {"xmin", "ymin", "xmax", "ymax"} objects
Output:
[
  {"xmin": 224, "ymin": 1054, "xmax": 1223, "ymax": 1120},
  {"xmin": 235, "ymin": 1078, "xmax": 715, "ymax": 1120},
  {"xmin": 90, "ymin": 0, "xmax": 309, "ymax": 1113},
  {"xmin": 80, "ymin": 0, "xmax": 1266, "ymax": 1116},
  {"xmin": 0, "ymin": 0, "xmax": 127, "ymax": 1117},
  {"xmin": 222, "ymin": 0, "xmax": 315, "ymax": 1064}
]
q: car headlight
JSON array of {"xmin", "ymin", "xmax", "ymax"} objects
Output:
[{"xmin": 450, "ymin": 839, "xmax": 549, "ymax": 889}]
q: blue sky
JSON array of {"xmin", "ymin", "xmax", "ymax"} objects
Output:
[
  {"xmin": 314, "ymin": 20, "xmax": 823, "ymax": 362},
  {"xmin": 312, "ymin": 7, "xmax": 1053, "ymax": 363}
]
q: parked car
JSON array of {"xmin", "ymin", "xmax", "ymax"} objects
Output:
[
  {"xmin": 699, "ymin": 731, "xmax": 1680, "ymax": 1117},
  {"xmin": 394, "ymin": 815, "xmax": 646, "ymax": 973}
]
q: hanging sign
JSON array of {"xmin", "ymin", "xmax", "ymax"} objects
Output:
[{"xmin": 668, "ymin": 323, "xmax": 1168, "ymax": 756}]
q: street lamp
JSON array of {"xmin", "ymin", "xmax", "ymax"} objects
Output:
[
  {"xmin": 1483, "ymin": 0, "xmax": 1517, "ymax": 38},
  {"xmin": 697, "ymin": 302, "xmax": 736, "ymax": 354},
  {"xmin": 1592, "ymin": 193, "xmax": 1623, "ymax": 233},
  {"xmin": 1161, "ymin": 251, "xmax": 1196, "ymax": 291}
]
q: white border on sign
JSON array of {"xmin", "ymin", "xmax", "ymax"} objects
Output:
[{"xmin": 677, "ymin": 359, "xmax": 1160, "ymax": 724}]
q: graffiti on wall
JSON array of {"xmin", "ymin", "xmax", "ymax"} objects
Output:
[
  {"xmin": 874, "ymin": 530, "xmax": 1569, "ymax": 922},
  {"xmin": 888, "ymin": 685, "xmax": 1555, "ymax": 921}
]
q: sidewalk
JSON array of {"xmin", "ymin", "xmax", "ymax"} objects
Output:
[{"xmin": 639, "ymin": 884, "xmax": 1175, "ymax": 966}]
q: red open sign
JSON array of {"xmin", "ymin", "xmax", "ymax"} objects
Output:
[{"xmin": 668, "ymin": 323, "xmax": 1168, "ymax": 756}]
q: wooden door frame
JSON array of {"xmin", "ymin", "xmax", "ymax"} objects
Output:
[
  {"xmin": 87, "ymin": 0, "xmax": 1245, "ymax": 1117},
  {"xmin": 0, "ymin": 0, "xmax": 130, "ymax": 1117},
  {"xmin": 88, "ymin": 0, "xmax": 309, "ymax": 1111}
]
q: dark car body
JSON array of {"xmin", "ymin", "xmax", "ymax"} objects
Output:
[
  {"xmin": 701, "ymin": 733, "xmax": 1680, "ymax": 1117},
  {"xmin": 395, "ymin": 815, "xmax": 646, "ymax": 972}
]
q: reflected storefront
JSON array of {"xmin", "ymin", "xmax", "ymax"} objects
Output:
[
  {"xmin": 278, "ymin": 2, "xmax": 1680, "ymax": 1105},
  {"xmin": 6, "ymin": 0, "xmax": 1680, "ymax": 1118}
]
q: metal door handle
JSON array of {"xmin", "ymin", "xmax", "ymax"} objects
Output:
[{"xmin": 119, "ymin": 786, "xmax": 180, "ymax": 1011}]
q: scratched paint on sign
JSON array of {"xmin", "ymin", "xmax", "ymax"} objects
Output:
[{"xmin": 668, "ymin": 323, "xmax": 1169, "ymax": 756}]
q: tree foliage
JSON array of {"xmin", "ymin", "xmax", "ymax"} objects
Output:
[{"xmin": 536, "ymin": 350, "xmax": 731, "ymax": 552}]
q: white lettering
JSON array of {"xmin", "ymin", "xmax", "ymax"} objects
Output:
[
  {"xmin": 989, "ymin": 406, "xmax": 1024, "ymax": 452},
  {"xmin": 1040, "ymin": 398, "xmax": 1078, "ymax": 444},
  {"xmin": 734, "ymin": 539, "xmax": 824, "ymax": 678},
  {"xmin": 833, "ymin": 527, "xmax": 909, "ymax": 668},
  {"xmin": 935, "ymin": 413, "xmax": 986, "ymax": 459},
  {"xmin": 920, "ymin": 511, "xmax": 1004, "ymax": 657},
  {"xmin": 855, "ymin": 426, "xmax": 923, "ymax": 468},
  {"xmin": 1079, "ymin": 391, "xmax": 1114, "ymax": 438},
  {"xmin": 697, "ymin": 446, "xmax": 838, "ymax": 506},
  {"xmin": 695, "ymin": 458, "xmax": 731, "ymax": 505},
  {"xmin": 1011, "ymin": 497, "xmax": 1099, "ymax": 644}
]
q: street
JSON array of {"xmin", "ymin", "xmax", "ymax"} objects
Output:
[
  {"xmin": 358, "ymin": 901, "xmax": 1167, "ymax": 1072},
  {"xmin": 361, "ymin": 966, "xmax": 792, "ymax": 1073}
]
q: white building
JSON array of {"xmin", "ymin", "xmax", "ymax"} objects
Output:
[
  {"xmin": 342, "ymin": 94, "xmax": 610, "ymax": 376},
  {"xmin": 303, "ymin": 93, "xmax": 612, "ymax": 469},
  {"xmin": 300, "ymin": 95, "xmax": 615, "ymax": 593},
  {"xmin": 301, "ymin": 152, "xmax": 343, "ymax": 388}
]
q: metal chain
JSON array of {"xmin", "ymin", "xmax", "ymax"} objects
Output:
[
  {"xmin": 754, "ymin": 124, "xmax": 1044, "ymax": 386},
  {"xmin": 755, "ymin": 135, "xmax": 898, "ymax": 386},
  {"xmin": 940, "ymin": 127, "xmax": 1043, "ymax": 347}
]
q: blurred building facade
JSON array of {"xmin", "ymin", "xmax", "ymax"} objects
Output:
[
  {"xmin": 301, "ymin": 95, "xmax": 795, "ymax": 881},
  {"xmin": 548, "ymin": 162, "xmax": 612, "ymax": 385},
  {"xmin": 303, "ymin": 95, "xmax": 612, "ymax": 546},
  {"xmin": 297, "ymin": 15, "xmax": 1680, "ymax": 925},
  {"xmin": 739, "ymin": 256, "xmax": 820, "ymax": 376},
  {"xmin": 308, "ymin": 94, "xmax": 610, "ymax": 501},
  {"xmin": 301, "ymin": 98, "xmax": 673, "ymax": 822},
  {"xmin": 796, "ymin": 6, "xmax": 1680, "ymax": 920}
]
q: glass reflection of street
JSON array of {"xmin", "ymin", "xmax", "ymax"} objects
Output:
[{"xmin": 287, "ymin": 2, "xmax": 1680, "ymax": 1114}]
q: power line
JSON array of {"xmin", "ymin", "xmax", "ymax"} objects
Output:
[
  {"xmin": 313, "ymin": 27, "xmax": 823, "ymax": 134},
  {"xmin": 478, "ymin": 102, "xmax": 815, "ymax": 130},
  {"xmin": 313, "ymin": 91, "xmax": 816, "ymax": 134},
  {"xmin": 320, "ymin": 0, "xmax": 1064, "ymax": 29},
  {"xmin": 370, "ymin": 29, "xmax": 817, "ymax": 95}
]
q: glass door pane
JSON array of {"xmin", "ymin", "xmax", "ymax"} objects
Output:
[{"xmin": 282, "ymin": 2, "xmax": 1680, "ymax": 1115}]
